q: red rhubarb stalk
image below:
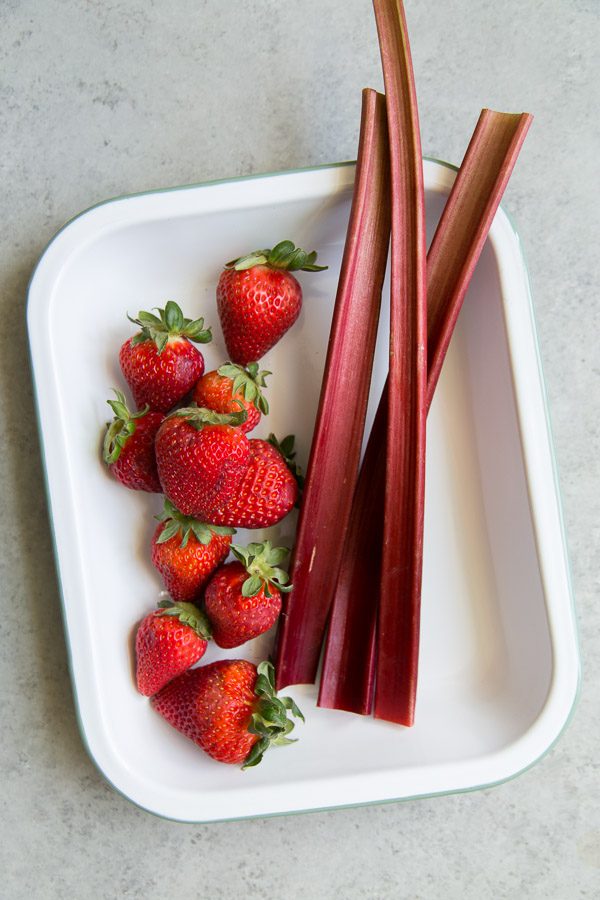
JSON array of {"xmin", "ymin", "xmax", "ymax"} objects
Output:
[
  {"xmin": 371, "ymin": 0, "xmax": 427, "ymax": 726},
  {"xmin": 318, "ymin": 108, "xmax": 532, "ymax": 717},
  {"xmin": 274, "ymin": 88, "xmax": 391, "ymax": 689}
]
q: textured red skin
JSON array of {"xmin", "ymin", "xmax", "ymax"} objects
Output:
[
  {"xmin": 192, "ymin": 370, "xmax": 260, "ymax": 434},
  {"xmin": 151, "ymin": 660, "xmax": 259, "ymax": 764},
  {"xmin": 155, "ymin": 417, "xmax": 251, "ymax": 522},
  {"xmin": 151, "ymin": 522, "xmax": 232, "ymax": 602},
  {"xmin": 135, "ymin": 610, "xmax": 208, "ymax": 697},
  {"xmin": 204, "ymin": 561, "xmax": 282, "ymax": 649},
  {"xmin": 108, "ymin": 410, "xmax": 164, "ymax": 492},
  {"xmin": 217, "ymin": 265, "xmax": 302, "ymax": 365},
  {"xmin": 119, "ymin": 335, "xmax": 205, "ymax": 413},
  {"xmin": 217, "ymin": 439, "xmax": 297, "ymax": 528}
]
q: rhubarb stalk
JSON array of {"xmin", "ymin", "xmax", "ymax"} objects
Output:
[
  {"xmin": 274, "ymin": 88, "xmax": 391, "ymax": 689},
  {"xmin": 370, "ymin": 0, "xmax": 427, "ymax": 727},
  {"xmin": 318, "ymin": 108, "xmax": 532, "ymax": 717}
]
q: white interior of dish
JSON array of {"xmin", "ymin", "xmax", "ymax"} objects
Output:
[{"xmin": 27, "ymin": 162, "xmax": 577, "ymax": 821}]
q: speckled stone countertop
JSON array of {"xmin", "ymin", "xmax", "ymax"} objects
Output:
[{"xmin": 1, "ymin": 1, "xmax": 598, "ymax": 896}]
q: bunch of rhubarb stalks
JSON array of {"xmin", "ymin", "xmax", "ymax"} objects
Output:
[
  {"xmin": 275, "ymin": 0, "xmax": 532, "ymax": 725},
  {"xmin": 103, "ymin": 0, "xmax": 533, "ymax": 769},
  {"xmin": 103, "ymin": 242, "xmax": 325, "ymax": 768}
]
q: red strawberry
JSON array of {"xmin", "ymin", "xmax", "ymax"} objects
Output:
[
  {"xmin": 155, "ymin": 406, "xmax": 250, "ymax": 522},
  {"xmin": 217, "ymin": 240, "xmax": 327, "ymax": 365},
  {"xmin": 217, "ymin": 438, "xmax": 298, "ymax": 528},
  {"xmin": 151, "ymin": 499, "xmax": 234, "ymax": 602},
  {"xmin": 192, "ymin": 362, "xmax": 270, "ymax": 434},
  {"xmin": 135, "ymin": 599, "xmax": 211, "ymax": 697},
  {"xmin": 204, "ymin": 541, "xmax": 291, "ymax": 648},
  {"xmin": 151, "ymin": 659, "xmax": 303, "ymax": 767},
  {"xmin": 119, "ymin": 301, "xmax": 212, "ymax": 412},
  {"xmin": 102, "ymin": 389, "xmax": 163, "ymax": 492}
]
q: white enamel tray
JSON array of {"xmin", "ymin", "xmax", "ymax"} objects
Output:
[{"xmin": 27, "ymin": 160, "xmax": 579, "ymax": 822}]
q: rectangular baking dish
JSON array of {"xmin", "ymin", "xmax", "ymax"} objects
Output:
[{"xmin": 27, "ymin": 160, "xmax": 578, "ymax": 822}]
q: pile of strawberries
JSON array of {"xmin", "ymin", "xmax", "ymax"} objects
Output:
[{"xmin": 101, "ymin": 241, "xmax": 325, "ymax": 768}]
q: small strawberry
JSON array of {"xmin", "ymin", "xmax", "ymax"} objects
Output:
[
  {"xmin": 135, "ymin": 599, "xmax": 212, "ymax": 697},
  {"xmin": 217, "ymin": 240, "xmax": 327, "ymax": 365},
  {"xmin": 204, "ymin": 541, "xmax": 291, "ymax": 648},
  {"xmin": 151, "ymin": 499, "xmax": 235, "ymax": 602},
  {"xmin": 155, "ymin": 405, "xmax": 250, "ymax": 522},
  {"xmin": 102, "ymin": 389, "xmax": 163, "ymax": 492},
  {"xmin": 151, "ymin": 659, "xmax": 303, "ymax": 767},
  {"xmin": 120, "ymin": 300, "xmax": 212, "ymax": 412},
  {"xmin": 192, "ymin": 362, "xmax": 270, "ymax": 434},
  {"xmin": 217, "ymin": 438, "xmax": 297, "ymax": 528}
]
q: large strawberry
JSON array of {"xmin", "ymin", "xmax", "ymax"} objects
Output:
[
  {"xmin": 217, "ymin": 240, "xmax": 327, "ymax": 365},
  {"xmin": 151, "ymin": 499, "xmax": 234, "ymax": 602},
  {"xmin": 192, "ymin": 362, "xmax": 270, "ymax": 434},
  {"xmin": 217, "ymin": 437, "xmax": 297, "ymax": 528},
  {"xmin": 135, "ymin": 599, "xmax": 212, "ymax": 697},
  {"xmin": 155, "ymin": 405, "xmax": 250, "ymax": 522},
  {"xmin": 204, "ymin": 541, "xmax": 291, "ymax": 648},
  {"xmin": 151, "ymin": 660, "xmax": 303, "ymax": 767},
  {"xmin": 120, "ymin": 301, "xmax": 212, "ymax": 412},
  {"xmin": 102, "ymin": 389, "xmax": 163, "ymax": 492}
]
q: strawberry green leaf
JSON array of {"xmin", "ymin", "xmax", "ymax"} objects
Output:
[
  {"xmin": 156, "ymin": 498, "xmax": 235, "ymax": 548},
  {"xmin": 226, "ymin": 241, "xmax": 327, "ymax": 273},
  {"xmin": 267, "ymin": 433, "xmax": 305, "ymax": 497},
  {"xmin": 127, "ymin": 301, "xmax": 212, "ymax": 352},
  {"xmin": 103, "ymin": 390, "xmax": 149, "ymax": 464},
  {"xmin": 241, "ymin": 661, "xmax": 304, "ymax": 770},
  {"xmin": 217, "ymin": 362, "xmax": 270, "ymax": 416},
  {"xmin": 156, "ymin": 599, "xmax": 212, "ymax": 640},
  {"xmin": 171, "ymin": 404, "xmax": 248, "ymax": 430},
  {"xmin": 241, "ymin": 736, "xmax": 270, "ymax": 769},
  {"xmin": 231, "ymin": 541, "xmax": 292, "ymax": 597},
  {"xmin": 281, "ymin": 695, "xmax": 305, "ymax": 722},
  {"xmin": 241, "ymin": 575, "xmax": 263, "ymax": 598}
]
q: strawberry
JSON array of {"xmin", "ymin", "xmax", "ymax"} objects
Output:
[
  {"xmin": 204, "ymin": 541, "xmax": 291, "ymax": 648},
  {"xmin": 217, "ymin": 437, "xmax": 297, "ymax": 528},
  {"xmin": 151, "ymin": 659, "xmax": 303, "ymax": 767},
  {"xmin": 155, "ymin": 405, "xmax": 250, "ymax": 522},
  {"xmin": 217, "ymin": 240, "xmax": 327, "ymax": 365},
  {"xmin": 102, "ymin": 389, "xmax": 163, "ymax": 492},
  {"xmin": 119, "ymin": 300, "xmax": 212, "ymax": 412},
  {"xmin": 151, "ymin": 499, "xmax": 234, "ymax": 602},
  {"xmin": 192, "ymin": 362, "xmax": 270, "ymax": 434},
  {"xmin": 135, "ymin": 599, "xmax": 212, "ymax": 697}
]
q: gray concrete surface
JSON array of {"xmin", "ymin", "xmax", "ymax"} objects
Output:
[{"xmin": 1, "ymin": 1, "xmax": 598, "ymax": 897}]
